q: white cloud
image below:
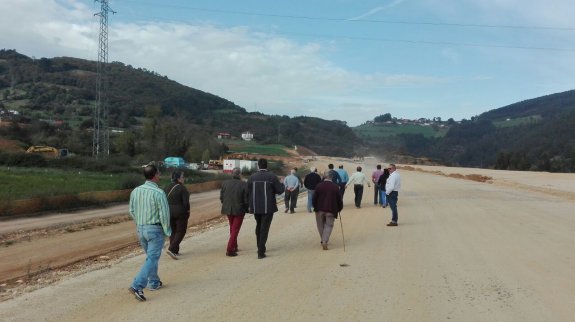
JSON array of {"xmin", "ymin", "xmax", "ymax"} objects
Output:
[{"xmin": 1, "ymin": 0, "xmax": 444, "ymax": 127}]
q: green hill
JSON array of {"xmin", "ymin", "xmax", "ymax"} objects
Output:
[
  {"xmin": 0, "ymin": 49, "xmax": 361, "ymax": 161},
  {"xmin": 419, "ymin": 91, "xmax": 575, "ymax": 172}
]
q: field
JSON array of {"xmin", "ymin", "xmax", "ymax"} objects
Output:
[
  {"xmin": 223, "ymin": 139, "xmax": 290, "ymax": 156},
  {"xmin": 0, "ymin": 167, "xmax": 221, "ymax": 201},
  {"xmin": 0, "ymin": 167, "xmax": 138, "ymax": 200},
  {"xmin": 493, "ymin": 115, "xmax": 542, "ymax": 128},
  {"xmin": 353, "ymin": 123, "xmax": 448, "ymax": 139}
]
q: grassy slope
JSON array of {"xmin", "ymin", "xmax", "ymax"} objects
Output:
[{"xmin": 353, "ymin": 123, "xmax": 448, "ymax": 139}]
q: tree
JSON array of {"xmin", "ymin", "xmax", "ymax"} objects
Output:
[
  {"xmin": 374, "ymin": 113, "xmax": 392, "ymax": 123},
  {"xmin": 115, "ymin": 132, "xmax": 137, "ymax": 157},
  {"xmin": 201, "ymin": 149, "xmax": 210, "ymax": 163}
]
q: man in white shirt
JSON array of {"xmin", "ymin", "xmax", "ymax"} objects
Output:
[
  {"xmin": 346, "ymin": 166, "xmax": 370, "ymax": 208},
  {"xmin": 385, "ymin": 164, "xmax": 401, "ymax": 226}
]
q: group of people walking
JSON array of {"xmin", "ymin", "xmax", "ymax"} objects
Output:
[{"xmin": 126, "ymin": 159, "xmax": 401, "ymax": 302}]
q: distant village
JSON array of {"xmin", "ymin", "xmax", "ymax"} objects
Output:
[{"xmin": 364, "ymin": 116, "xmax": 456, "ymax": 128}]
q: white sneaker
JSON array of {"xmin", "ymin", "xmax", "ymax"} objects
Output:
[{"xmin": 166, "ymin": 250, "xmax": 179, "ymax": 260}]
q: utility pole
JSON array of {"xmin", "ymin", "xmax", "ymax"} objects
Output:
[
  {"xmin": 277, "ymin": 124, "xmax": 281, "ymax": 143},
  {"xmin": 93, "ymin": 0, "xmax": 115, "ymax": 158}
]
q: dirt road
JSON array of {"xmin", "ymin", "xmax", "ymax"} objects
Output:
[
  {"xmin": 1, "ymin": 160, "xmax": 575, "ymax": 321},
  {"xmin": 0, "ymin": 190, "xmax": 223, "ymax": 282}
]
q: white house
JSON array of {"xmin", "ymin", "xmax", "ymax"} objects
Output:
[{"xmin": 241, "ymin": 131, "xmax": 254, "ymax": 141}]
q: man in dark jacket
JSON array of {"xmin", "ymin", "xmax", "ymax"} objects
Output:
[
  {"xmin": 220, "ymin": 167, "xmax": 248, "ymax": 257},
  {"xmin": 312, "ymin": 170, "xmax": 343, "ymax": 250},
  {"xmin": 247, "ymin": 158, "xmax": 285, "ymax": 259},
  {"xmin": 303, "ymin": 167, "xmax": 322, "ymax": 213},
  {"xmin": 328, "ymin": 163, "xmax": 342, "ymax": 185}
]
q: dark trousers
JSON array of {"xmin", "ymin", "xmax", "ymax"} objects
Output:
[
  {"xmin": 169, "ymin": 214, "xmax": 189, "ymax": 254},
  {"xmin": 254, "ymin": 213, "xmax": 274, "ymax": 255},
  {"xmin": 374, "ymin": 185, "xmax": 381, "ymax": 204},
  {"xmin": 353, "ymin": 184, "xmax": 364, "ymax": 207},
  {"xmin": 388, "ymin": 191, "xmax": 399, "ymax": 223},
  {"xmin": 227, "ymin": 214, "xmax": 245, "ymax": 253},
  {"xmin": 339, "ymin": 183, "xmax": 347, "ymax": 197},
  {"xmin": 284, "ymin": 188, "xmax": 299, "ymax": 211}
]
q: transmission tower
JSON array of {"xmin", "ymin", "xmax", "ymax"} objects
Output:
[{"xmin": 93, "ymin": 0, "xmax": 115, "ymax": 158}]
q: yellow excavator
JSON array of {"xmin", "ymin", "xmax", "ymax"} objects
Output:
[{"xmin": 26, "ymin": 146, "xmax": 69, "ymax": 158}]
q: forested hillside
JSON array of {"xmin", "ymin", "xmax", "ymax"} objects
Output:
[
  {"xmin": 370, "ymin": 90, "xmax": 575, "ymax": 172},
  {"xmin": 0, "ymin": 49, "xmax": 361, "ymax": 162}
]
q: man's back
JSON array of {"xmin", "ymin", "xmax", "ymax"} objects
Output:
[
  {"xmin": 314, "ymin": 180, "xmax": 343, "ymax": 214},
  {"xmin": 129, "ymin": 181, "xmax": 170, "ymax": 231},
  {"xmin": 248, "ymin": 170, "xmax": 285, "ymax": 214},
  {"xmin": 336, "ymin": 169, "xmax": 349, "ymax": 182}
]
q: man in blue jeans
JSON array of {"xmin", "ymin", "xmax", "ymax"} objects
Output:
[
  {"xmin": 128, "ymin": 164, "xmax": 171, "ymax": 301},
  {"xmin": 385, "ymin": 164, "xmax": 401, "ymax": 226}
]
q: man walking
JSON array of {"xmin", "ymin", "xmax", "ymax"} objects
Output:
[
  {"xmin": 220, "ymin": 167, "xmax": 248, "ymax": 257},
  {"xmin": 346, "ymin": 166, "xmax": 370, "ymax": 208},
  {"xmin": 328, "ymin": 163, "xmax": 342, "ymax": 185},
  {"xmin": 335, "ymin": 165, "xmax": 349, "ymax": 197},
  {"xmin": 371, "ymin": 164, "xmax": 384, "ymax": 205},
  {"xmin": 304, "ymin": 167, "xmax": 322, "ymax": 213},
  {"xmin": 128, "ymin": 164, "xmax": 171, "ymax": 302},
  {"xmin": 247, "ymin": 158, "xmax": 285, "ymax": 259},
  {"xmin": 385, "ymin": 164, "xmax": 402, "ymax": 226},
  {"xmin": 312, "ymin": 170, "xmax": 343, "ymax": 250},
  {"xmin": 283, "ymin": 168, "xmax": 300, "ymax": 213},
  {"xmin": 164, "ymin": 171, "xmax": 190, "ymax": 260}
]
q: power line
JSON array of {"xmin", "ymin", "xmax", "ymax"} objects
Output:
[
  {"xmin": 119, "ymin": 0, "xmax": 575, "ymax": 31},
  {"xmin": 278, "ymin": 31, "xmax": 575, "ymax": 52},
  {"xmin": 104, "ymin": 11, "xmax": 575, "ymax": 52}
]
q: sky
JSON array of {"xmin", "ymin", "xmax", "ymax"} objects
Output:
[{"xmin": 1, "ymin": 0, "xmax": 575, "ymax": 126}]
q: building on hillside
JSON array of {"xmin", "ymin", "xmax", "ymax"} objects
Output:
[
  {"xmin": 241, "ymin": 131, "xmax": 254, "ymax": 141},
  {"xmin": 217, "ymin": 132, "xmax": 231, "ymax": 139}
]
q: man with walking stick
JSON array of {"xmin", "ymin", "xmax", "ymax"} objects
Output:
[{"xmin": 312, "ymin": 170, "xmax": 344, "ymax": 250}]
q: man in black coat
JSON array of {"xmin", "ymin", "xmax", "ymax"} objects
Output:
[
  {"xmin": 304, "ymin": 167, "xmax": 322, "ymax": 213},
  {"xmin": 312, "ymin": 170, "xmax": 343, "ymax": 250},
  {"xmin": 247, "ymin": 158, "xmax": 285, "ymax": 259}
]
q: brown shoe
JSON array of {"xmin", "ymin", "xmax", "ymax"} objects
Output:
[
  {"xmin": 321, "ymin": 242, "xmax": 328, "ymax": 250},
  {"xmin": 386, "ymin": 222, "xmax": 398, "ymax": 227}
]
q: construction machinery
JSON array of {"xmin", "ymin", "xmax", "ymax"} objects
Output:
[{"xmin": 26, "ymin": 146, "xmax": 69, "ymax": 158}]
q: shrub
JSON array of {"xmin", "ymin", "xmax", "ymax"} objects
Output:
[
  {"xmin": 0, "ymin": 151, "xmax": 47, "ymax": 167},
  {"xmin": 120, "ymin": 173, "xmax": 143, "ymax": 189}
]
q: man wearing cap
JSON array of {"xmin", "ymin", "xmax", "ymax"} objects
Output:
[{"xmin": 304, "ymin": 167, "xmax": 322, "ymax": 213}]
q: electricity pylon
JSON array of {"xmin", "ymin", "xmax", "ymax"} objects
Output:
[{"xmin": 93, "ymin": 0, "xmax": 115, "ymax": 158}]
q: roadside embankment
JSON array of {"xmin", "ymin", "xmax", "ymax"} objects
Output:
[{"xmin": 0, "ymin": 181, "xmax": 223, "ymax": 218}]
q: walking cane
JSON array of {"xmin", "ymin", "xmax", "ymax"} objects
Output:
[{"xmin": 339, "ymin": 211, "xmax": 346, "ymax": 252}]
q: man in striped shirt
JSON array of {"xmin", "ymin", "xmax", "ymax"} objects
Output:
[{"xmin": 128, "ymin": 164, "xmax": 171, "ymax": 302}]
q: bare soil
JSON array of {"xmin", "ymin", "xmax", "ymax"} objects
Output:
[{"xmin": 1, "ymin": 157, "xmax": 574, "ymax": 321}]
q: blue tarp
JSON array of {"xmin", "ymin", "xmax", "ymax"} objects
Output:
[{"xmin": 164, "ymin": 157, "xmax": 186, "ymax": 168}]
